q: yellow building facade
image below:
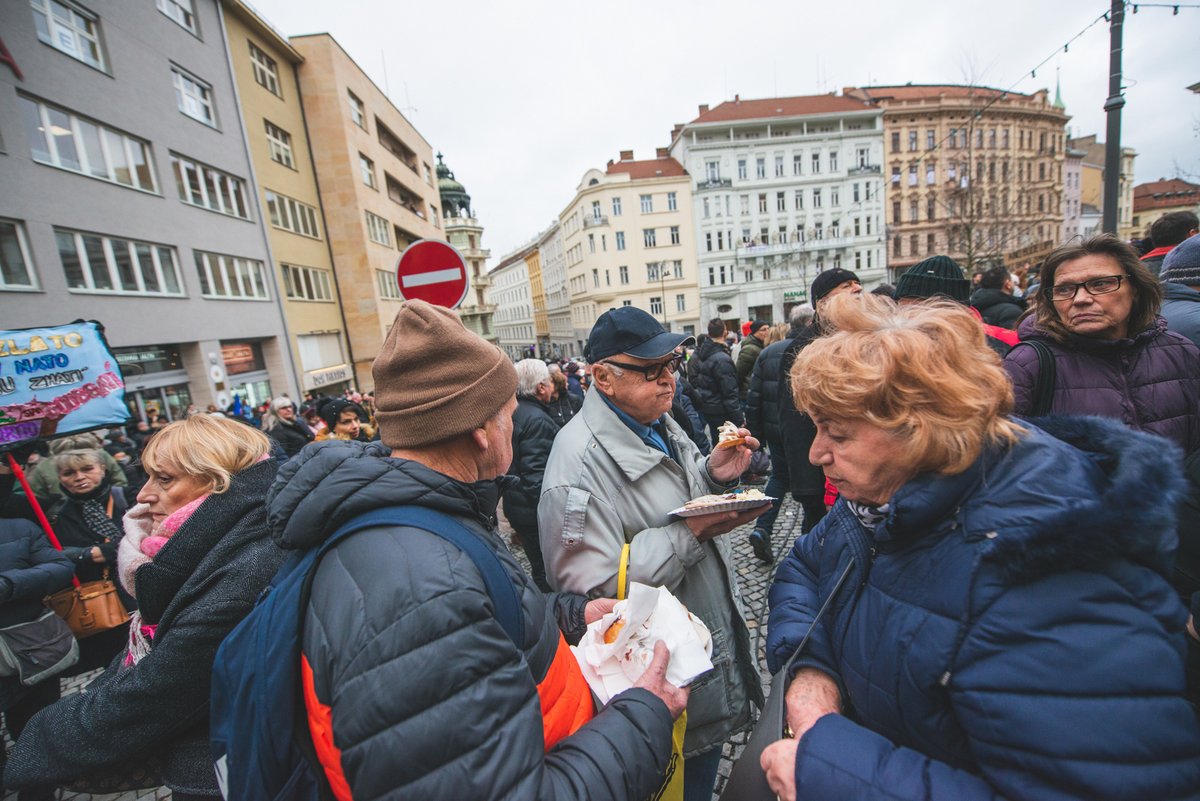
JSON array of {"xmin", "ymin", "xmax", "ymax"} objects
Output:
[
  {"xmin": 288, "ymin": 34, "xmax": 443, "ymax": 390},
  {"xmin": 220, "ymin": 2, "xmax": 353, "ymax": 395}
]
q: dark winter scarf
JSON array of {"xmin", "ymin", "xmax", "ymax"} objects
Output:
[
  {"xmin": 64, "ymin": 477, "xmax": 123, "ymax": 544},
  {"xmin": 846, "ymin": 500, "xmax": 890, "ymax": 531}
]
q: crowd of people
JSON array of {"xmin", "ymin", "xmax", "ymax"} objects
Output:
[{"xmin": 0, "ymin": 224, "xmax": 1196, "ymax": 801}]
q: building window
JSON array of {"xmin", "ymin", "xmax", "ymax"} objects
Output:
[
  {"xmin": 829, "ymin": 151, "xmax": 838, "ymax": 172},
  {"xmin": 756, "ymin": 157, "xmax": 766, "ymax": 179},
  {"xmin": 909, "ymin": 199, "xmax": 918, "ymax": 223},
  {"xmin": 830, "ymin": 187, "xmax": 840, "ymax": 207},
  {"xmin": 195, "ymin": 251, "xmax": 268, "ymax": 300},
  {"xmin": 811, "ymin": 152, "xmax": 821, "ymax": 173},
  {"xmin": 1002, "ymin": 128, "xmax": 1010, "ymax": 149},
  {"xmin": 794, "ymin": 190, "xmax": 804, "ymax": 210},
  {"xmin": 793, "ymin": 154, "xmax": 803, "ymax": 176},
  {"xmin": 667, "ymin": 192, "xmax": 677, "ymax": 211},
  {"xmin": 31, "ymin": 0, "xmax": 104, "ymax": 70},
  {"xmin": 775, "ymin": 154, "xmax": 785, "ymax": 177},
  {"xmin": 348, "ymin": 91, "xmax": 366, "ymax": 130},
  {"xmin": 891, "ymin": 166, "xmax": 900, "ymax": 185},
  {"xmin": 908, "ymin": 164, "xmax": 918, "ymax": 186},
  {"xmin": 894, "ymin": 235, "xmax": 902, "ymax": 256},
  {"xmin": 702, "ymin": 198, "xmax": 710, "ymax": 219},
  {"xmin": 282, "ymin": 263, "xmax": 333, "ymax": 302},
  {"xmin": 55, "ymin": 227, "xmax": 183, "ymax": 295},
  {"xmin": 171, "ymin": 154, "xmax": 249, "ymax": 218},
  {"xmin": 738, "ymin": 159, "xmax": 747, "ymax": 180},
  {"xmin": 264, "ymin": 121, "xmax": 294, "ymax": 168},
  {"xmin": 705, "ymin": 162, "xmax": 720, "ymax": 182},
  {"xmin": 673, "ymin": 260, "xmax": 683, "ymax": 278},
  {"xmin": 612, "ymin": 197, "xmax": 622, "ymax": 216},
  {"xmin": 265, "ymin": 190, "xmax": 320, "ymax": 238},
  {"xmin": 643, "ymin": 229, "xmax": 656, "ymax": 247},
  {"xmin": 619, "ymin": 265, "xmax": 629, "ymax": 284},
  {"xmin": 171, "ymin": 66, "xmax": 215, "ymax": 126},
  {"xmin": 670, "ymin": 226, "xmax": 680, "ymax": 245},
  {"xmin": 776, "ymin": 192, "xmax": 786, "ymax": 212},
  {"xmin": 927, "ymin": 197, "xmax": 936, "ymax": 221},
  {"xmin": 812, "ymin": 189, "xmax": 822, "ymax": 209},
  {"xmin": 248, "ymin": 42, "xmax": 281, "ymax": 97},
  {"xmin": 588, "ymin": 234, "xmax": 595, "ymax": 254},
  {"xmin": 592, "ymin": 269, "xmax": 598, "ymax": 287},
  {"xmin": 909, "ymin": 131, "xmax": 918, "ymax": 152},
  {"xmin": 927, "ymin": 233, "xmax": 936, "ymax": 253},
  {"xmin": 640, "ymin": 194, "xmax": 653, "ymax": 213},
  {"xmin": 675, "ymin": 294, "xmax": 686, "ymax": 312},
  {"xmin": 20, "ymin": 96, "xmax": 157, "ymax": 192},
  {"xmin": 705, "ymin": 232, "xmax": 712, "ymax": 252},
  {"xmin": 155, "ymin": 0, "xmax": 195, "ymax": 34},
  {"xmin": 892, "ymin": 201, "xmax": 901, "ymax": 223},
  {"xmin": 650, "ymin": 296, "xmax": 663, "ymax": 315},
  {"xmin": 0, "ymin": 220, "xmax": 38, "ymax": 290},
  {"xmin": 364, "ymin": 211, "xmax": 391, "ymax": 246},
  {"xmin": 647, "ymin": 263, "xmax": 660, "ymax": 281},
  {"xmin": 910, "ymin": 234, "xmax": 919, "ymax": 256},
  {"xmin": 856, "ymin": 146, "xmax": 869, "ymax": 168},
  {"xmin": 359, "ymin": 153, "xmax": 376, "ymax": 188},
  {"xmin": 616, "ymin": 231, "xmax": 625, "ymax": 250},
  {"xmin": 891, "ymin": 132, "xmax": 900, "ymax": 152}
]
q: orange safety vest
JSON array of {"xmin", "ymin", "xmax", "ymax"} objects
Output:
[{"xmin": 303, "ymin": 632, "xmax": 595, "ymax": 798}]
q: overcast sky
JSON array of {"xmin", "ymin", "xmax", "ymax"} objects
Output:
[{"xmin": 248, "ymin": 0, "xmax": 1199, "ymax": 262}]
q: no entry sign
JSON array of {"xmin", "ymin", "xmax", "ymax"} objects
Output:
[{"xmin": 395, "ymin": 240, "xmax": 470, "ymax": 309}]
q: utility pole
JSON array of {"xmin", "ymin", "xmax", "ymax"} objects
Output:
[{"xmin": 1102, "ymin": 0, "xmax": 1125, "ymax": 234}]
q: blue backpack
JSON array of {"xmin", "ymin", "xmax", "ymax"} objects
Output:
[{"xmin": 210, "ymin": 506, "xmax": 526, "ymax": 800}]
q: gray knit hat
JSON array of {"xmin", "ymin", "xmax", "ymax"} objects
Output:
[
  {"xmin": 1161, "ymin": 236, "xmax": 1200, "ymax": 285},
  {"xmin": 894, "ymin": 256, "xmax": 971, "ymax": 304}
]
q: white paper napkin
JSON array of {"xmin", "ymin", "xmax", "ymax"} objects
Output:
[{"xmin": 572, "ymin": 582, "xmax": 714, "ymax": 705}]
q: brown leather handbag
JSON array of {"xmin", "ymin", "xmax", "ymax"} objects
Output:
[{"xmin": 45, "ymin": 568, "xmax": 130, "ymax": 639}]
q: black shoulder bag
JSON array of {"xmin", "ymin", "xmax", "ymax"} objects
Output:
[{"xmin": 718, "ymin": 557, "xmax": 856, "ymax": 801}]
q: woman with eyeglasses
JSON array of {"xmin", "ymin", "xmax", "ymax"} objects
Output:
[
  {"xmin": 1004, "ymin": 235, "xmax": 1200, "ymax": 702},
  {"xmin": 1004, "ymin": 234, "xmax": 1200, "ymax": 453}
]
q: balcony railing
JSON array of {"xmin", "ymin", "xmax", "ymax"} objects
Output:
[
  {"xmin": 583, "ymin": 215, "xmax": 609, "ymax": 229},
  {"xmin": 848, "ymin": 164, "xmax": 882, "ymax": 175},
  {"xmin": 734, "ymin": 236, "xmax": 858, "ymax": 258},
  {"xmin": 695, "ymin": 178, "xmax": 733, "ymax": 190}
]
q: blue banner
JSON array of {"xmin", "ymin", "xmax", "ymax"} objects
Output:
[{"xmin": 0, "ymin": 321, "xmax": 129, "ymax": 451}]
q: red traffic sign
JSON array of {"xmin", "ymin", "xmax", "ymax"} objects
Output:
[{"xmin": 395, "ymin": 239, "xmax": 470, "ymax": 309}]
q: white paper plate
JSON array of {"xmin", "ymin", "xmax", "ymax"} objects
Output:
[{"xmin": 668, "ymin": 497, "xmax": 776, "ymax": 518}]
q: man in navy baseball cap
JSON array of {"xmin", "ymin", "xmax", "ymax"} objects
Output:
[{"xmin": 584, "ymin": 305, "xmax": 694, "ymax": 363}]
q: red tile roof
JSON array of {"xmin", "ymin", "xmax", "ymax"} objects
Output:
[
  {"xmin": 605, "ymin": 157, "xmax": 688, "ymax": 179},
  {"xmin": 846, "ymin": 84, "xmax": 1033, "ymax": 103},
  {"xmin": 689, "ymin": 94, "xmax": 875, "ymax": 124},
  {"xmin": 1133, "ymin": 178, "xmax": 1200, "ymax": 212}
]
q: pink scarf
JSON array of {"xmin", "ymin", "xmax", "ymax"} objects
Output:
[{"xmin": 118, "ymin": 496, "xmax": 209, "ymax": 666}]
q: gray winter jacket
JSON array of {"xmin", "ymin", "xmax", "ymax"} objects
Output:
[
  {"xmin": 539, "ymin": 390, "xmax": 763, "ymax": 756},
  {"xmin": 268, "ymin": 440, "xmax": 674, "ymax": 801},
  {"xmin": 1163, "ymin": 282, "xmax": 1200, "ymax": 348}
]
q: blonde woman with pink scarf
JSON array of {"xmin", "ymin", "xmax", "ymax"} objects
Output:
[{"xmin": 5, "ymin": 415, "xmax": 284, "ymax": 801}]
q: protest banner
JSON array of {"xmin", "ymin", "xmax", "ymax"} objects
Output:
[{"xmin": 0, "ymin": 321, "xmax": 128, "ymax": 452}]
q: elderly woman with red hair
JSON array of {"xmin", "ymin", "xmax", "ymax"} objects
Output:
[{"xmin": 762, "ymin": 294, "xmax": 1200, "ymax": 801}]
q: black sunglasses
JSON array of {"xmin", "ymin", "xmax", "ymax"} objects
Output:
[{"xmin": 601, "ymin": 353, "xmax": 684, "ymax": 382}]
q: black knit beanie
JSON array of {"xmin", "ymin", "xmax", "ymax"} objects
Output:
[
  {"xmin": 894, "ymin": 256, "xmax": 971, "ymax": 304},
  {"xmin": 810, "ymin": 268, "xmax": 860, "ymax": 303}
]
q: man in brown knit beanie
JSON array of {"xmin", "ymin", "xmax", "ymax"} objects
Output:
[{"xmin": 268, "ymin": 299, "xmax": 688, "ymax": 800}]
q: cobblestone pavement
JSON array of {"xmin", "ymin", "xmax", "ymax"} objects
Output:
[{"xmin": 6, "ymin": 498, "xmax": 807, "ymax": 801}]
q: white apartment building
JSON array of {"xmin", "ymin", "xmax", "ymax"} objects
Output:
[
  {"xmin": 560, "ymin": 150, "xmax": 700, "ymax": 356},
  {"xmin": 1063, "ymin": 145, "xmax": 1086, "ymax": 243},
  {"xmin": 670, "ymin": 95, "xmax": 887, "ymax": 327},
  {"xmin": 538, "ymin": 223, "xmax": 573, "ymax": 357},
  {"xmin": 487, "ymin": 244, "xmax": 535, "ymax": 360}
]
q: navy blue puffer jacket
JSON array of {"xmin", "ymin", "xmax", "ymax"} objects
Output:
[{"xmin": 767, "ymin": 416, "xmax": 1200, "ymax": 801}]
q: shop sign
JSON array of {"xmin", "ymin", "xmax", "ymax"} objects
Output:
[
  {"xmin": 783, "ymin": 290, "xmax": 808, "ymax": 301},
  {"xmin": 308, "ymin": 364, "xmax": 350, "ymax": 389},
  {"xmin": 221, "ymin": 343, "xmax": 262, "ymax": 376}
]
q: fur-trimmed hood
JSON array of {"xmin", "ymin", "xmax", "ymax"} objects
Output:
[{"xmin": 873, "ymin": 415, "xmax": 1184, "ymax": 585}]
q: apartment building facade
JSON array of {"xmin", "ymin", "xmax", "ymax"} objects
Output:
[
  {"xmin": 488, "ymin": 245, "xmax": 535, "ymax": 360},
  {"xmin": 437, "ymin": 154, "xmax": 496, "ymax": 343},
  {"xmin": 845, "ymin": 84, "xmax": 1069, "ymax": 278},
  {"xmin": 222, "ymin": 1, "xmax": 353, "ymax": 395},
  {"xmin": 670, "ymin": 95, "xmax": 887, "ymax": 328},
  {"xmin": 538, "ymin": 223, "xmax": 573, "ymax": 357},
  {"xmin": 1132, "ymin": 178, "xmax": 1200, "ymax": 235},
  {"xmin": 560, "ymin": 150, "xmax": 700, "ymax": 355},
  {"xmin": 1, "ymin": 0, "xmax": 296, "ymax": 421},
  {"xmin": 288, "ymin": 33, "xmax": 442, "ymax": 390},
  {"xmin": 1065, "ymin": 134, "xmax": 1138, "ymax": 242}
]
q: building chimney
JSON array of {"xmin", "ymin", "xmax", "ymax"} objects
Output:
[
  {"xmin": 734, "ymin": 94, "xmax": 740, "ymax": 103},
  {"xmin": 619, "ymin": 149, "xmax": 634, "ymax": 161},
  {"xmin": 656, "ymin": 147, "xmax": 669, "ymax": 159},
  {"xmin": 698, "ymin": 104, "xmax": 709, "ymax": 114},
  {"xmin": 607, "ymin": 159, "xmax": 614, "ymax": 169}
]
